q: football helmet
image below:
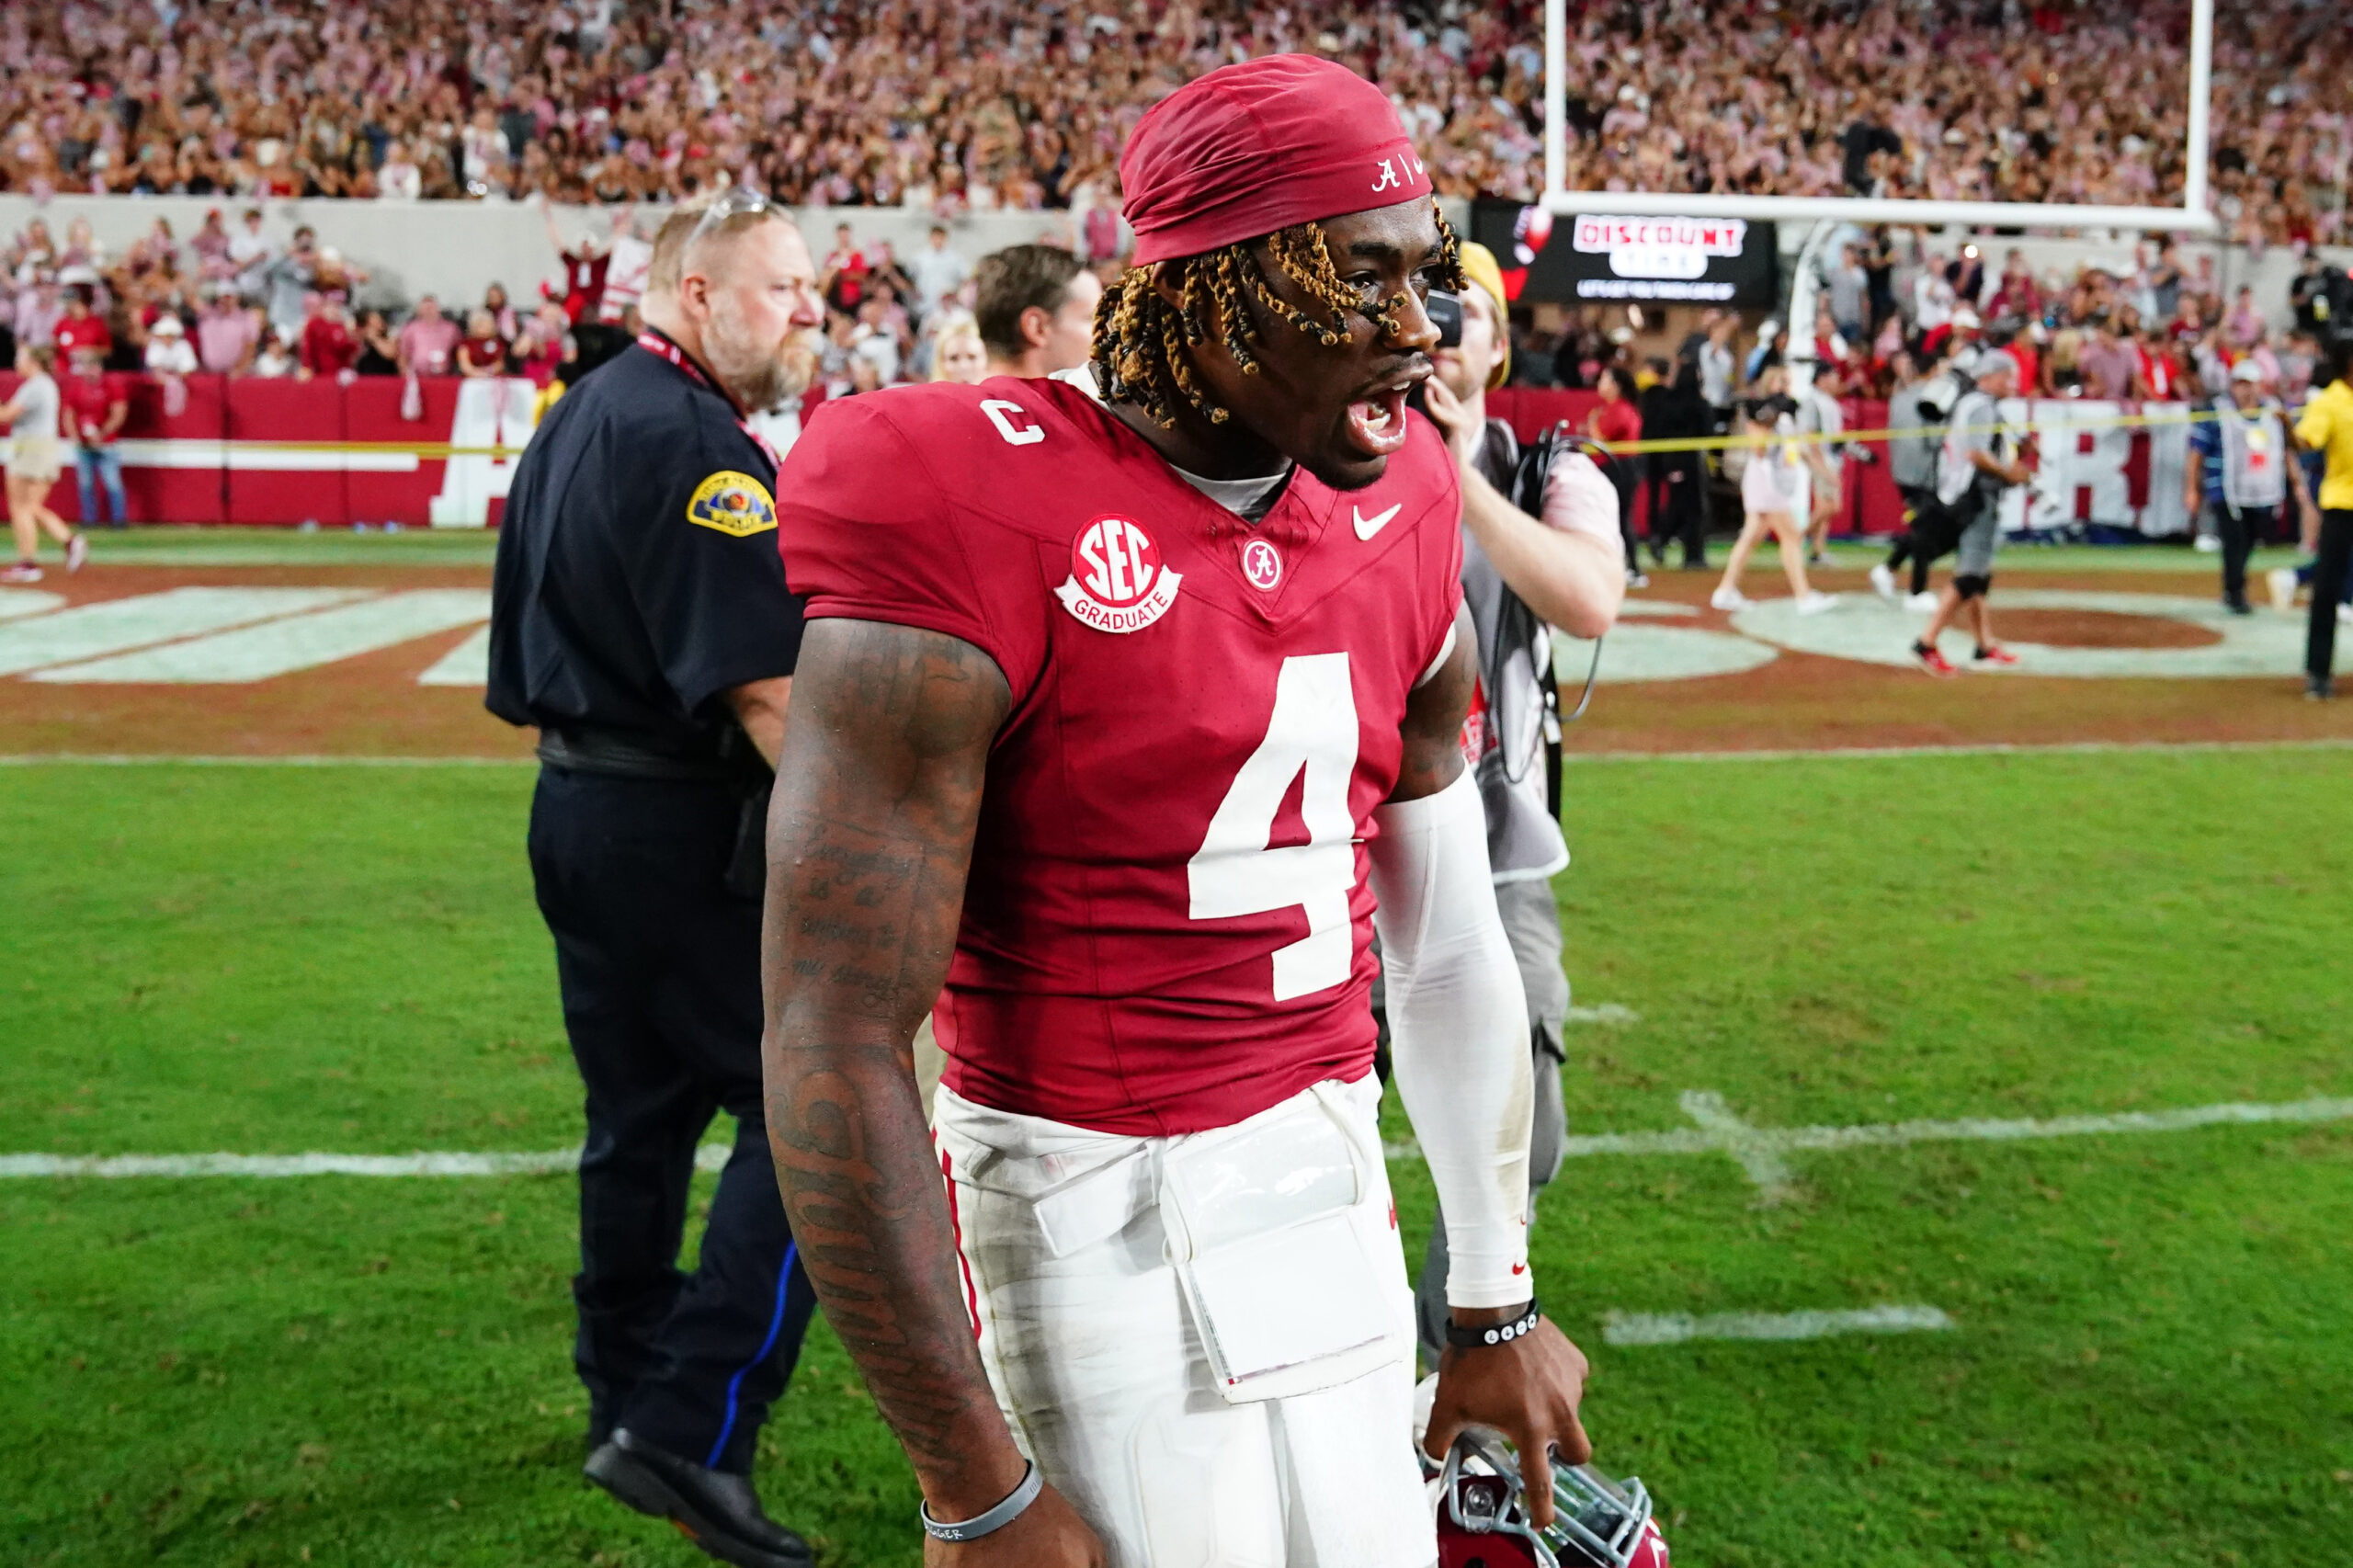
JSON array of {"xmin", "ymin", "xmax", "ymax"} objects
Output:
[{"xmin": 1430, "ymin": 1430, "xmax": 1670, "ymax": 1568}]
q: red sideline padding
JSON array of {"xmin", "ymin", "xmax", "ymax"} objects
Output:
[
  {"xmin": 1, "ymin": 370, "xmax": 232, "ymax": 524},
  {"xmin": 345, "ymin": 374, "xmax": 463, "ymax": 528},
  {"xmin": 0, "ymin": 371, "xmax": 511, "ymax": 528},
  {"xmin": 227, "ymin": 375, "xmax": 347, "ymax": 526}
]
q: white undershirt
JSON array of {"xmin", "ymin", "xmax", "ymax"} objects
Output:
[
  {"xmin": 1053, "ymin": 363, "xmax": 1294, "ymax": 523},
  {"xmin": 1169, "ymin": 462, "xmax": 1292, "ymax": 522}
]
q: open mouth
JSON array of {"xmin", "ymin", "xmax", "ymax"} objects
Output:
[{"xmin": 1343, "ymin": 369, "xmax": 1422, "ymax": 460}]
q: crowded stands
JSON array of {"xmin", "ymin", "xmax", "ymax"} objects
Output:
[{"xmin": 0, "ymin": 1, "xmax": 2342, "ymax": 242}]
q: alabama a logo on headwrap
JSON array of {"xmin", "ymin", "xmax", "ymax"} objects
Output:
[
  {"xmin": 1370, "ymin": 148, "xmax": 1427, "ymax": 193},
  {"xmin": 1056, "ymin": 514, "xmax": 1183, "ymax": 633}
]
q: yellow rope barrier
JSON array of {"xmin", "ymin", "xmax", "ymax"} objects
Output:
[{"xmin": 184, "ymin": 403, "xmax": 2257, "ymax": 462}]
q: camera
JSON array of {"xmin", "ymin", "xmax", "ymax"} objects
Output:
[
  {"xmin": 1426, "ymin": 289, "xmax": 1463, "ymax": 350},
  {"xmin": 1406, "ymin": 290, "xmax": 1464, "ymax": 418}
]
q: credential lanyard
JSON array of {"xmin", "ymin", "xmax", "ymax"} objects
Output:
[{"xmin": 634, "ymin": 329, "xmax": 781, "ymax": 471}]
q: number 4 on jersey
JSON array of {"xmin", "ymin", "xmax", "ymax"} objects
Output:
[{"xmin": 1187, "ymin": 653, "xmax": 1360, "ymax": 1001}]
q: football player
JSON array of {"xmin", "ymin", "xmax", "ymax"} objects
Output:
[{"xmin": 764, "ymin": 54, "xmax": 1594, "ymax": 1565}]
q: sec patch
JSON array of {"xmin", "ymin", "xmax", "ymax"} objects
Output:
[{"xmin": 685, "ymin": 471, "xmax": 778, "ymax": 537}]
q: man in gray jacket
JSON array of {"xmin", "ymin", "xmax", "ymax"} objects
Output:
[{"xmin": 1415, "ymin": 242, "xmax": 1628, "ymax": 1364}]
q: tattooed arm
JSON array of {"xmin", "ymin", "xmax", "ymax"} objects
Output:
[{"xmin": 760, "ymin": 618, "xmax": 1103, "ymax": 1562}]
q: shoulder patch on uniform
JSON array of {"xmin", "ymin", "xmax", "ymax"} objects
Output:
[{"xmin": 685, "ymin": 471, "xmax": 778, "ymax": 537}]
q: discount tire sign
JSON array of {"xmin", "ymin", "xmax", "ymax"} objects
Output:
[{"xmin": 1472, "ymin": 199, "xmax": 1780, "ymax": 306}]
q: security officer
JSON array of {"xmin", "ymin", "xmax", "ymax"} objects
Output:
[{"xmin": 487, "ymin": 191, "xmax": 826, "ymax": 1568}]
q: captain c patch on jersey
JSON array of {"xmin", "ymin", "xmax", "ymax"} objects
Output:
[
  {"xmin": 685, "ymin": 471, "xmax": 779, "ymax": 537},
  {"xmin": 1056, "ymin": 514, "xmax": 1184, "ymax": 633}
]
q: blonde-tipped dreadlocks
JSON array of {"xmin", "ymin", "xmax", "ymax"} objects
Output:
[{"xmin": 1091, "ymin": 198, "xmax": 1465, "ymax": 428}]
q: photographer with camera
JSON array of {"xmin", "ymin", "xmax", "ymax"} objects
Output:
[
  {"xmin": 1411, "ymin": 241, "xmax": 1625, "ymax": 1368},
  {"xmin": 1911, "ymin": 347, "xmax": 2036, "ymax": 676}
]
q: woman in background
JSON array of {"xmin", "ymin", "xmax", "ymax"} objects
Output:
[
  {"xmin": 0, "ymin": 345, "xmax": 85, "ymax": 582},
  {"xmin": 456, "ymin": 309, "xmax": 509, "ymax": 378},
  {"xmin": 1711, "ymin": 389, "xmax": 1835, "ymax": 614},
  {"xmin": 353, "ymin": 310, "xmax": 401, "ymax": 376},
  {"xmin": 1586, "ymin": 365, "xmax": 1646, "ymax": 587},
  {"xmin": 926, "ymin": 313, "xmax": 988, "ymax": 385}
]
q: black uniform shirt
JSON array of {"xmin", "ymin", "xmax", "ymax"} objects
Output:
[{"xmin": 488, "ymin": 332, "xmax": 805, "ymax": 758}]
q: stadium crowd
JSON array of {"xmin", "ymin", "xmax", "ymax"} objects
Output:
[{"xmin": 0, "ymin": 1, "xmax": 2343, "ymax": 241}]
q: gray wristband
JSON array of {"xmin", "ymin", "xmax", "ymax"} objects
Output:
[{"xmin": 919, "ymin": 1460, "xmax": 1042, "ymax": 1543}]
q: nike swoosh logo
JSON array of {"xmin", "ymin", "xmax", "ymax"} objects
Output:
[{"xmin": 1352, "ymin": 502, "xmax": 1402, "ymax": 540}]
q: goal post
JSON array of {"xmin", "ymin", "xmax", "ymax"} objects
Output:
[{"xmin": 1539, "ymin": 0, "xmax": 2217, "ymax": 239}]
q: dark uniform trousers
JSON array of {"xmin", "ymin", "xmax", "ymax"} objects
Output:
[
  {"xmin": 529, "ymin": 766, "xmax": 817, "ymax": 1475},
  {"xmin": 2310, "ymin": 508, "xmax": 2353, "ymax": 682},
  {"xmin": 2208, "ymin": 501, "xmax": 2275, "ymax": 608}
]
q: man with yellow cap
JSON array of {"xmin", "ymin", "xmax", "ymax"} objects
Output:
[{"xmin": 1416, "ymin": 244, "xmax": 1628, "ymax": 1371}]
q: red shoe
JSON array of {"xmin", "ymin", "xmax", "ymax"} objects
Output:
[
  {"xmin": 1972, "ymin": 644, "xmax": 2019, "ymax": 666},
  {"xmin": 1912, "ymin": 641, "xmax": 1956, "ymax": 677}
]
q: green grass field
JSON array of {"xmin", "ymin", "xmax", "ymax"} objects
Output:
[{"xmin": 4, "ymin": 753, "xmax": 2350, "ymax": 1566}]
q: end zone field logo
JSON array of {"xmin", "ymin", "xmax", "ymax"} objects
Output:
[{"xmin": 1056, "ymin": 514, "xmax": 1184, "ymax": 633}]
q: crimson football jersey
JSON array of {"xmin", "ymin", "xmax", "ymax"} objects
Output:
[{"xmin": 777, "ymin": 377, "xmax": 1462, "ymax": 1136}]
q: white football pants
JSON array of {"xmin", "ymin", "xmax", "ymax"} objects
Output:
[{"xmin": 932, "ymin": 1074, "xmax": 1437, "ymax": 1568}]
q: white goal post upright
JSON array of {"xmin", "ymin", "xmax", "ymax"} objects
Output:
[{"xmin": 1536, "ymin": 0, "xmax": 2219, "ymax": 237}]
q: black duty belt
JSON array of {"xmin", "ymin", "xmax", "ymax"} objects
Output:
[
  {"xmin": 537, "ymin": 726, "xmax": 746, "ymax": 784},
  {"xmin": 539, "ymin": 725, "xmax": 776, "ymax": 899}
]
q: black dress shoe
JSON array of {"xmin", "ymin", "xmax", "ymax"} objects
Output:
[
  {"xmin": 2309, "ymin": 675, "xmax": 2335, "ymax": 701},
  {"xmin": 585, "ymin": 1430, "xmax": 813, "ymax": 1568}
]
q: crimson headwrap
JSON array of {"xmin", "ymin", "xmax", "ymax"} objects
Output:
[{"xmin": 1120, "ymin": 54, "xmax": 1433, "ymax": 266}]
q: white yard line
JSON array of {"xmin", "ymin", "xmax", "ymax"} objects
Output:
[
  {"xmin": 1603, "ymin": 1303, "xmax": 1955, "ymax": 1347},
  {"xmin": 15, "ymin": 1093, "xmax": 2346, "ymax": 1184},
  {"xmin": 1382, "ymin": 1092, "xmax": 2353, "ymax": 1176},
  {"xmin": 4, "ymin": 738, "xmax": 2346, "ymax": 767},
  {"xmin": 0, "ymin": 755, "xmax": 535, "ymax": 767},
  {"xmin": 1675, "ymin": 1091, "xmax": 1799, "ymax": 1204},
  {"xmin": 1564, "ymin": 737, "xmax": 2353, "ymax": 764},
  {"xmin": 0, "ymin": 1146, "xmax": 733, "ymax": 1179}
]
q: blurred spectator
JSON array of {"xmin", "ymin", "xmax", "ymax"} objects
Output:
[
  {"xmin": 143, "ymin": 314, "xmax": 199, "ymax": 375},
  {"xmin": 1585, "ymin": 366, "xmax": 1644, "ymax": 584},
  {"xmin": 483, "ymin": 283, "xmax": 521, "ymax": 342},
  {"xmin": 396, "ymin": 297, "xmax": 462, "ymax": 377},
  {"xmin": 821, "ymin": 223, "xmax": 870, "ymax": 315},
  {"xmin": 2078, "ymin": 315, "xmax": 2143, "ymax": 400},
  {"xmin": 927, "ymin": 313, "xmax": 989, "ymax": 384},
  {"xmin": 227, "ymin": 209, "xmax": 274, "ymax": 290},
  {"xmin": 196, "ymin": 290, "xmax": 259, "ymax": 376},
  {"xmin": 904, "ymin": 225, "xmax": 972, "ymax": 324},
  {"xmin": 62, "ymin": 347, "xmax": 129, "ymax": 528},
  {"xmin": 354, "ymin": 311, "xmax": 402, "ymax": 376},
  {"xmin": 299, "ymin": 296, "xmax": 360, "ymax": 381},
  {"xmin": 517, "ymin": 309, "xmax": 577, "ymax": 389},
  {"xmin": 974, "ymin": 244, "xmax": 1099, "ymax": 379},
  {"xmin": 456, "ymin": 310, "xmax": 509, "ymax": 377},
  {"xmin": 260, "ymin": 227, "xmax": 323, "ymax": 341},
  {"xmin": 378, "ymin": 143, "xmax": 424, "ymax": 202},
  {"xmin": 15, "ymin": 275, "xmax": 63, "ymax": 349},
  {"xmin": 251, "ymin": 329, "xmax": 299, "ymax": 379},
  {"xmin": 52, "ymin": 289, "xmax": 110, "ymax": 360}
]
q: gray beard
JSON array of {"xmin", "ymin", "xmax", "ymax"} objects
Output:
[{"xmin": 706, "ymin": 317, "xmax": 823, "ymax": 414}]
